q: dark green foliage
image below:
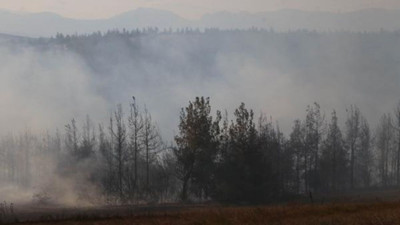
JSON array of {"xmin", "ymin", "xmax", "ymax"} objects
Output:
[
  {"xmin": 213, "ymin": 104, "xmax": 294, "ymax": 203},
  {"xmin": 215, "ymin": 103, "xmax": 262, "ymax": 202},
  {"xmin": 174, "ymin": 97, "xmax": 220, "ymax": 201}
]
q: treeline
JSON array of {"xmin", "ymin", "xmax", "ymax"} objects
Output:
[
  {"xmin": 173, "ymin": 98, "xmax": 400, "ymax": 203},
  {"xmin": 0, "ymin": 98, "xmax": 178, "ymax": 204},
  {"xmin": 52, "ymin": 27, "xmax": 296, "ymax": 40},
  {"xmin": 1, "ymin": 97, "xmax": 400, "ymax": 204},
  {"xmin": 50, "ymin": 27, "xmax": 400, "ymax": 40}
]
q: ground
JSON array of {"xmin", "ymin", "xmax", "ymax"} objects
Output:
[{"xmin": 4, "ymin": 188, "xmax": 400, "ymax": 225}]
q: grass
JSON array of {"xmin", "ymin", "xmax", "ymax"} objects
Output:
[{"xmin": 18, "ymin": 200, "xmax": 400, "ymax": 225}]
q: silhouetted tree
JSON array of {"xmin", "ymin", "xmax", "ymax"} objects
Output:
[
  {"xmin": 394, "ymin": 101, "xmax": 400, "ymax": 186},
  {"xmin": 141, "ymin": 106, "xmax": 162, "ymax": 195},
  {"xmin": 80, "ymin": 115, "xmax": 96, "ymax": 159},
  {"xmin": 216, "ymin": 103, "xmax": 264, "ymax": 202},
  {"xmin": 376, "ymin": 114, "xmax": 395, "ymax": 187},
  {"xmin": 127, "ymin": 97, "xmax": 143, "ymax": 200},
  {"xmin": 109, "ymin": 104, "xmax": 128, "ymax": 201},
  {"xmin": 345, "ymin": 105, "xmax": 360, "ymax": 189},
  {"xmin": 65, "ymin": 119, "xmax": 79, "ymax": 157},
  {"xmin": 358, "ymin": 117, "xmax": 373, "ymax": 187},
  {"xmin": 304, "ymin": 103, "xmax": 325, "ymax": 192},
  {"xmin": 174, "ymin": 97, "xmax": 219, "ymax": 201},
  {"xmin": 289, "ymin": 119, "xmax": 306, "ymax": 193},
  {"xmin": 320, "ymin": 110, "xmax": 347, "ymax": 191}
]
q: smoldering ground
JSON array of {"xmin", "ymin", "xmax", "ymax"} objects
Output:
[{"xmin": 0, "ymin": 30, "xmax": 399, "ymax": 206}]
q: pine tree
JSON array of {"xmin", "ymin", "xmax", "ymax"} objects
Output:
[{"xmin": 174, "ymin": 97, "xmax": 219, "ymax": 201}]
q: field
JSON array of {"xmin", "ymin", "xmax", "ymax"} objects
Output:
[
  {"xmin": 12, "ymin": 201, "xmax": 400, "ymax": 225},
  {"xmin": 5, "ymin": 189, "xmax": 400, "ymax": 225}
]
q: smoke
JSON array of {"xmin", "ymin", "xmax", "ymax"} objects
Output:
[
  {"xmin": 0, "ymin": 46, "xmax": 109, "ymax": 136},
  {"xmin": 30, "ymin": 154, "xmax": 103, "ymax": 207},
  {"xmin": 0, "ymin": 46, "xmax": 108, "ymax": 206},
  {"xmin": 0, "ymin": 30, "xmax": 399, "ymax": 205},
  {"xmin": 0, "ymin": 156, "xmax": 101, "ymax": 206},
  {"xmin": 102, "ymin": 32, "xmax": 399, "ymax": 136}
]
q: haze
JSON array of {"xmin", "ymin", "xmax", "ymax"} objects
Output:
[
  {"xmin": 1, "ymin": 0, "xmax": 400, "ymax": 217},
  {"xmin": 2, "ymin": 0, "xmax": 400, "ymax": 19}
]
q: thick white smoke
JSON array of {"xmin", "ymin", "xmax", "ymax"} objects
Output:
[{"xmin": 0, "ymin": 46, "xmax": 109, "ymax": 136}]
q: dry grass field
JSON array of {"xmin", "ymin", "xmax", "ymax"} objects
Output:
[
  {"xmin": 1, "ymin": 189, "xmax": 398, "ymax": 225},
  {"xmin": 11, "ymin": 201, "xmax": 400, "ymax": 225}
]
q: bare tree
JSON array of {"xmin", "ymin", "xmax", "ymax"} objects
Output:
[
  {"xmin": 304, "ymin": 102, "xmax": 325, "ymax": 192},
  {"xmin": 320, "ymin": 110, "xmax": 347, "ymax": 191},
  {"xmin": 99, "ymin": 124, "xmax": 114, "ymax": 200},
  {"xmin": 289, "ymin": 119, "xmax": 306, "ymax": 193},
  {"xmin": 141, "ymin": 106, "xmax": 162, "ymax": 194},
  {"xmin": 345, "ymin": 105, "xmax": 360, "ymax": 189},
  {"xmin": 128, "ymin": 97, "xmax": 143, "ymax": 200},
  {"xmin": 376, "ymin": 114, "xmax": 394, "ymax": 187},
  {"xmin": 394, "ymin": 101, "xmax": 400, "ymax": 186},
  {"xmin": 65, "ymin": 119, "xmax": 79, "ymax": 156},
  {"xmin": 109, "ymin": 104, "xmax": 128, "ymax": 202},
  {"xmin": 80, "ymin": 115, "xmax": 96, "ymax": 159},
  {"xmin": 358, "ymin": 117, "xmax": 373, "ymax": 187}
]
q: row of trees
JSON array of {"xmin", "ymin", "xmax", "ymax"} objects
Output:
[
  {"xmin": 53, "ymin": 27, "xmax": 275, "ymax": 41},
  {"xmin": 174, "ymin": 98, "xmax": 400, "ymax": 202},
  {"xmin": 62, "ymin": 98, "xmax": 177, "ymax": 203},
  {"xmin": 0, "ymin": 97, "xmax": 178, "ymax": 204},
  {"xmin": 0, "ymin": 97, "xmax": 400, "ymax": 204}
]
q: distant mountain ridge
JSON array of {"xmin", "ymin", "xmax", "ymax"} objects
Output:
[{"xmin": 1, "ymin": 8, "xmax": 400, "ymax": 37}]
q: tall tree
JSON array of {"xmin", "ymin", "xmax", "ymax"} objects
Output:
[
  {"xmin": 394, "ymin": 101, "xmax": 400, "ymax": 186},
  {"xmin": 358, "ymin": 117, "xmax": 373, "ymax": 187},
  {"xmin": 80, "ymin": 115, "xmax": 96, "ymax": 159},
  {"xmin": 174, "ymin": 97, "xmax": 219, "ymax": 201},
  {"xmin": 376, "ymin": 114, "xmax": 394, "ymax": 187},
  {"xmin": 320, "ymin": 110, "xmax": 347, "ymax": 191},
  {"xmin": 216, "ymin": 103, "xmax": 267, "ymax": 202},
  {"xmin": 141, "ymin": 106, "xmax": 162, "ymax": 194},
  {"xmin": 304, "ymin": 103, "xmax": 325, "ymax": 192},
  {"xmin": 345, "ymin": 105, "xmax": 361, "ymax": 189},
  {"xmin": 65, "ymin": 119, "xmax": 79, "ymax": 157},
  {"xmin": 99, "ymin": 124, "xmax": 115, "ymax": 200},
  {"xmin": 289, "ymin": 119, "xmax": 306, "ymax": 194},
  {"xmin": 109, "ymin": 104, "xmax": 128, "ymax": 201},
  {"xmin": 128, "ymin": 97, "xmax": 143, "ymax": 199}
]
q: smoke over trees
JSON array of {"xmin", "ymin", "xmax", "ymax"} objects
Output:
[{"xmin": 0, "ymin": 29, "xmax": 400, "ymax": 205}]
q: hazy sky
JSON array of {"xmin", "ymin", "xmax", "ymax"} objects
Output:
[{"xmin": 1, "ymin": 0, "xmax": 400, "ymax": 19}]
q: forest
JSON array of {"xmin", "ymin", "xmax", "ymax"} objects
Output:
[{"xmin": 0, "ymin": 94, "xmax": 399, "ymax": 204}]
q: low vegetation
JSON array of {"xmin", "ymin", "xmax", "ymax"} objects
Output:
[{"xmin": 16, "ymin": 200, "xmax": 400, "ymax": 225}]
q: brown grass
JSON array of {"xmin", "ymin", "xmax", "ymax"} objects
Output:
[{"xmin": 18, "ymin": 200, "xmax": 400, "ymax": 225}]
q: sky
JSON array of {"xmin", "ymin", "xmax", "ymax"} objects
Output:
[{"xmin": 0, "ymin": 0, "xmax": 400, "ymax": 19}]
